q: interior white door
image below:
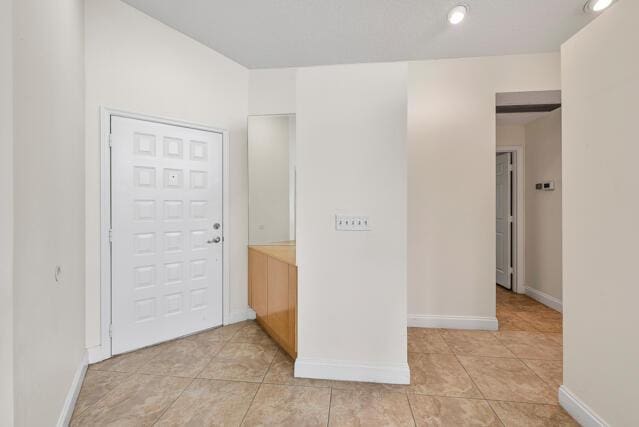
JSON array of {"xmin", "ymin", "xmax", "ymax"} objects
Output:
[
  {"xmin": 496, "ymin": 152, "xmax": 512, "ymax": 289},
  {"xmin": 111, "ymin": 116, "xmax": 223, "ymax": 354}
]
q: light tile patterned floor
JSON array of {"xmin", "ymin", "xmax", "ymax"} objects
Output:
[{"xmin": 72, "ymin": 286, "xmax": 576, "ymax": 426}]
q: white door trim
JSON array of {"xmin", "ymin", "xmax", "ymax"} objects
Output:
[
  {"xmin": 496, "ymin": 145, "xmax": 525, "ymax": 294},
  {"xmin": 96, "ymin": 107, "xmax": 231, "ymax": 362}
]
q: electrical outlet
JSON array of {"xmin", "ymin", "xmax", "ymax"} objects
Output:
[{"xmin": 335, "ymin": 215, "xmax": 371, "ymax": 231}]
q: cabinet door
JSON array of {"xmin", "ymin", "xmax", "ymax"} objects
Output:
[
  {"xmin": 249, "ymin": 249, "xmax": 268, "ymax": 320},
  {"xmin": 267, "ymin": 257, "xmax": 290, "ymax": 344}
]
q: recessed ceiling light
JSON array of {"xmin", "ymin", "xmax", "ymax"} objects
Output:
[
  {"xmin": 448, "ymin": 5, "xmax": 468, "ymax": 25},
  {"xmin": 584, "ymin": 0, "xmax": 615, "ymax": 12}
]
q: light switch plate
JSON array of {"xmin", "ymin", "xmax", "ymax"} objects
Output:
[{"xmin": 335, "ymin": 215, "xmax": 371, "ymax": 231}]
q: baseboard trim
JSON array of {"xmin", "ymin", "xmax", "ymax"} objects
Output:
[
  {"xmin": 408, "ymin": 314, "xmax": 498, "ymax": 331},
  {"xmin": 225, "ymin": 308, "xmax": 253, "ymax": 325},
  {"xmin": 87, "ymin": 345, "xmax": 110, "ymax": 364},
  {"xmin": 526, "ymin": 287, "xmax": 563, "ymax": 312},
  {"xmin": 295, "ymin": 357, "xmax": 410, "ymax": 384},
  {"xmin": 57, "ymin": 350, "xmax": 88, "ymax": 427},
  {"xmin": 559, "ymin": 385, "xmax": 608, "ymax": 427}
]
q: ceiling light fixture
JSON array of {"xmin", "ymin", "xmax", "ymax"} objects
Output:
[
  {"xmin": 448, "ymin": 5, "xmax": 468, "ymax": 25},
  {"xmin": 584, "ymin": 0, "xmax": 615, "ymax": 13}
]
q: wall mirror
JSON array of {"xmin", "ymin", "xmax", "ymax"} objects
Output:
[{"xmin": 248, "ymin": 114, "xmax": 296, "ymax": 245}]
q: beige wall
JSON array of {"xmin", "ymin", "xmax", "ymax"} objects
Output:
[
  {"xmin": 524, "ymin": 109, "xmax": 562, "ymax": 301},
  {"xmin": 0, "ymin": 0, "xmax": 14, "ymax": 424},
  {"xmin": 13, "ymin": 0, "xmax": 86, "ymax": 424},
  {"xmin": 496, "ymin": 124, "xmax": 525, "ymax": 147},
  {"xmin": 561, "ymin": 0, "xmax": 638, "ymax": 424},
  {"xmin": 407, "ymin": 54, "xmax": 561, "ymax": 324},
  {"xmin": 295, "ymin": 63, "xmax": 409, "ymax": 382},
  {"xmin": 85, "ymin": 0, "xmax": 250, "ymax": 349},
  {"xmin": 249, "ymin": 68, "xmax": 297, "ymax": 115}
]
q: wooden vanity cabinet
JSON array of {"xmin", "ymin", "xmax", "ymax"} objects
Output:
[
  {"xmin": 248, "ymin": 249, "xmax": 267, "ymax": 320},
  {"xmin": 248, "ymin": 246, "xmax": 297, "ymax": 358}
]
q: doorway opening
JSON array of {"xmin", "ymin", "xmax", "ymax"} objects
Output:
[
  {"xmin": 496, "ymin": 149, "xmax": 518, "ymax": 291},
  {"xmin": 495, "ymin": 90, "xmax": 564, "ymax": 313}
]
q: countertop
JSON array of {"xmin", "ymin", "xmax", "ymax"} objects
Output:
[{"xmin": 249, "ymin": 243, "xmax": 296, "ymax": 266}]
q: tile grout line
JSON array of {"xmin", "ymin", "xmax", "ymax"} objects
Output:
[
  {"xmin": 405, "ymin": 390, "xmax": 418, "ymax": 426},
  {"xmin": 239, "ymin": 383, "xmax": 263, "ymax": 426},
  {"xmin": 452, "ymin": 351, "xmax": 488, "ymax": 401},
  {"xmin": 150, "ymin": 377, "xmax": 197, "ymax": 426},
  {"xmin": 228, "ymin": 340, "xmax": 280, "ymax": 425},
  {"xmin": 505, "ymin": 327, "xmax": 562, "ymax": 406},
  {"xmin": 326, "ymin": 387, "xmax": 333, "ymax": 427},
  {"xmin": 486, "ymin": 400, "xmax": 507, "ymax": 427},
  {"xmin": 434, "ymin": 327, "xmax": 491, "ymax": 402},
  {"xmin": 191, "ymin": 336, "xmax": 229, "ymax": 380}
]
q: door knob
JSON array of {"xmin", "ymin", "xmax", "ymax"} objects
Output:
[{"xmin": 207, "ymin": 236, "xmax": 221, "ymax": 244}]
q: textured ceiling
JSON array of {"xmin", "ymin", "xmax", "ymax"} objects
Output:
[{"xmin": 122, "ymin": 0, "xmax": 600, "ymax": 69}]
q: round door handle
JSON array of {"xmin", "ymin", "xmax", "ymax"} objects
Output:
[{"xmin": 207, "ymin": 236, "xmax": 222, "ymax": 244}]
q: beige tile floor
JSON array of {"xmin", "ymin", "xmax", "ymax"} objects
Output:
[{"xmin": 72, "ymin": 286, "xmax": 576, "ymax": 426}]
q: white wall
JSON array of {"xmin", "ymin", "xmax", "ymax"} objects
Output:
[
  {"xmin": 295, "ymin": 63, "xmax": 409, "ymax": 383},
  {"xmin": 561, "ymin": 0, "xmax": 639, "ymax": 424},
  {"xmin": 249, "ymin": 68, "xmax": 297, "ymax": 115},
  {"xmin": 524, "ymin": 109, "xmax": 562, "ymax": 301},
  {"xmin": 13, "ymin": 0, "xmax": 86, "ymax": 424},
  {"xmin": 0, "ymin": 0, "xmax": 14, "ymax": 424},
  {"xmin": 407, "ymin": 54, "xmax": 560, "ymax": 326},
  {"xmin": 248, "ymin": 115, "xmax": 291, "ymax": 244},
  {"xmin": 85, "ymin": 0, "xmax": 250, "ymax": 349}
]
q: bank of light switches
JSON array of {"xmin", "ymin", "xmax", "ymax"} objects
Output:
[{"xmin": 335, "ymin": 215, "xmax": 371, "ymax": 231}]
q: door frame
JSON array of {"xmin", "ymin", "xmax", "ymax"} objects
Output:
[
  {"xmin": 496, "ymin": 145, "xmax": 525, "ymax": 294},
  {"xmin": 98, "ymin": 107, "xmax": 231, "ymax": 361}
]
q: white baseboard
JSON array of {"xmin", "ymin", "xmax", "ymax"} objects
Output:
[
  {"xmin": 526, "ymin": 287, "xmax": 563, "ymax": 312},
  {"xmin": 225, "ymin": 308, "xmax": 253, "ymax": 325},
  {"xmin": 408, "ymin": 314, "xmax": 498, "ymax": 331},
  {"xmin": 87, "ymin": 345, "xmax": 110, "ymax": 364},
  {"xmin": 559, "ymin": 385, "xmax": 608, "ymax": 427},
  {"xmin": 295, "ymin": 357, "xmax": 410, "ymax": 385},
  {"xmin": 57, "ymin": 350, "xmax": 88, "ymax": 427}
]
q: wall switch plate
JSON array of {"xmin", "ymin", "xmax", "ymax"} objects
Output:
[
  {"xmin": 536, "ymin": 180, "xmax": 555, "ymax": 191},
  {"xmin": 335, "ymin": 215, "xmax": 371, "ymax": 231}
]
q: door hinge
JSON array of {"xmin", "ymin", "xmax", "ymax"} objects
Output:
[
  {"xmin": 509, "ymin": 266, "xmax": 514, "ymax": 274},
  {"xmin": 108, "ymin": 133, "xmax": 113, "ymax": 147},
  {"xmin": 508, "ymin": 164, "xmax": 513, "ymax": 172},
  {"xmin": 508, "ymin": 215, "xmax": 513, "ymax": 223},
  {"xmin": 108, "ymin": 229, "xmax": 113, "ymax": 242},
  {"xmin": 108, "ymin": 324, "xmax": 113, "ymax": 338}
]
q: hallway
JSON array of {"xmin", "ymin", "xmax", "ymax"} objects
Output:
[{"xmin": 70, "ymin": 288, "xmax": 572, "ymax": 426}]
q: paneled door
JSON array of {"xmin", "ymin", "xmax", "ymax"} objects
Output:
[
  {"xmin": 496, "ymin": 152, "xmax": 512, "ymax": 289},
  {"xmin": 111, "ymin": 116, "xmax": 223, "ymax": 354}
]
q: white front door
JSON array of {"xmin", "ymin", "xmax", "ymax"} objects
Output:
[
  {"xmin": 496, "ymin": 152, "xmax": 512, "ymax": 289},
  {"xmin": 111, "ymin": 116, "xmax": 223, "ymax": 354}
]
